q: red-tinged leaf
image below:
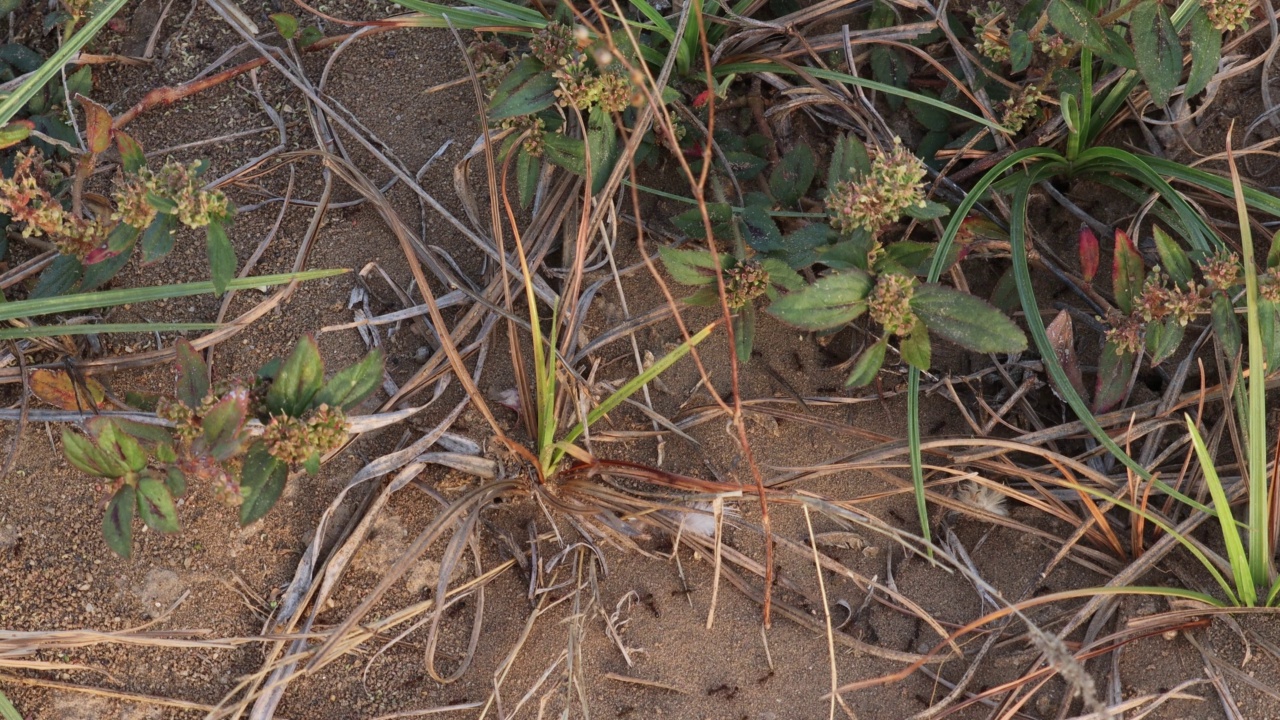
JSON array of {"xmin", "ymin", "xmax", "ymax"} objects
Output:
[
  {"xmin": 1093, "ymin": 339, "xmax": 1136, "ymax": 413},
  {"xmin": 96, "ymin": 420, "xmax": 147, "ymax": 473},
  {"xmin": 692, "ymin": 89, "xmax": 712, "ymax": 108},
  {"xmin": 1112, "ymin": 229, "xmax": 1144, "ymax": 313},
  {"xmin": 115, "ymin": 130, "xmax": 146, "ymax": 174},
  {"xmin": 270, "ymin": 11, "xmax": 299, "ymax": 39},
  {"xmin": 62, "ymin": 428, "xmax": 128, "ymax": 478},
  {"xmin": 30, "ymin": 368, "xmax": 104, "ymax": 411},
  {"xmin": 75, "ymin": 94, "xmax": 112, "ymax": 154},
  {"xmin": 103, "ymin": 486, "xmax": 135, "ymax": 558},
  {"xmin": 202, "ymin": 389, "xmax": 248, "ymax": 461},
  {"xmin": 1078, "ymin": 225, "xmax": 1100, "ymax": 284},
  {"xmin": 266, "ymin": 337, "xmax": 325, "ymax": 417},
  {"xmin": 174, "ymin": 339, "xmax": 209, "ymax": 408},
  {"xmin": 0, "ymin": 121, "xmax": 31, "ymax": 150},
  {"xmin": 136, "ymin": 475, "xmax": 179, "ymax": 532}
]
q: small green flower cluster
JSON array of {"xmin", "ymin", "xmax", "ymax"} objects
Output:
[
  {"xmin": 970, "ymin": 3, "xmax": 1010, "ymax": 62},
  {"xmin": 826, "ymin": 138, "xmax": 927, "ymax": 235},
  {"xmin": 724, "ymin": 261, "xmax": 770, "ymax": 309},
  {"xmin": 114, "ymin": 160, "xmax": 230, "ymax": 230},
  {"xmin": 469, "ymin": 40, "xmax": 513, "ymax": 97},
  {"xmin": 1000, "ymin": 86, "xmax": 1044, "ymax": 133},
  {"xmin": 1105, "ymin": 311, "xmax": 1145, "ymax": 355},
  {"xmin": 1202, "ymin": 251, "xmax": 1241, "ymax": 289},
  {"xmin": 262, "ymin": 405, "xmax": 348, "ymax": 465},
  {"xmin": 868, "ymin": 273, "xmax": 918, "ymax": 337},
  {"xmin": 543, "ymin": 33, "xmax": 636, "ymax": 112},
  {"xmin": 1261, "ymin": 268, "xmax": 1280, "ymax": 303},
  {"xmin": 529, "ymin": 23, "xmax": 573, "ymax": 66},
  {"xmin": 1204, "ymin": 0, "xmax": 1250, "ymax": 31},
  {"xmin": 1137, "ymin": 273, "xmax": 1210, "ymax": 326},
  {"xmin": 158, "ymin": 386, "xmax": 247, "ymax": 443},
  {"xmin": 501, "ymin": 114, "xmax": 547, "ymax": 157},
  {"xmin": 0, "ymin": 148, "xmax": 108, "ymax": 257}
]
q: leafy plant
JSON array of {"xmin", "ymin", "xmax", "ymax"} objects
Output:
[
  {"xmin": 660, "ymin": 133, "xmax": 1025, "ymax": 379},
  {"xmin": 61, "ymin": 336, "xmax": 385, "ymax": 557}
]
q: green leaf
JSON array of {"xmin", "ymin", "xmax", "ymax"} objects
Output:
[
  {"xmin": 1211, "ymin": 291, "xmax": 1241, "ymax": 361},
  {"xmin": 585, "ymin": 105, "xmax": 619, "ymax": 194},
  {"xmin": 906, "ymin": 96, "xmax": 950, "ymax": 132},
  {"xmin": 767, "ymin": 270, "xmax": 873, "ymax": 330},
  {"xmin": 761, "ymin": 258, "xmax": 806, "ymax": 292},
  {"xmin": 1145, "ymin": 317, "xmax": 1185, "ymax": 365},
  {"xmin": 721, "ymin": 150, "xmax": 768, "ymax": 181},
  {"xmin": 1112, "ymin": 229, "xmax": 1144, "ymax": 314},
  {"xmin": 1185, "ymin": 9, "xmax": 1221, "ymax": 99},
  {"xmin": 869, "ymin": 46, "xmax": 908, "ymax": 110},
  {"xmin": 516, "ymin": 145, "xmax": 539, "ymax": 209},
  {"xmin": 240, "ymin": 440, "xmax": 288, "ymax": 525},
  {"xmin": 769, "ymin": 143, "xmax": 816, "ymax": 206},
  {"xmin": 174, "ymin": 338, "xmax": 209, "ymax": 408},
  {"xmin": 0, "ymin": 122, "xmax": 30, "ymax": 150},
  {"xmin": 1152, "ymin": 225, "xmax": 1192, "ymax": 289},
  {"xmin": 103, "ymin": 486, "xmax": 135, "ymax": 558},
  {"xmin": 136, "ymin": 476, "xmax": 179, "ymax": 532},
  {"xmin": 206, "ymin": 219, "xmax": 236, "ymax": 295},
  {"xmin": 733, "ymin": 304, "xmax": 756, "ymax": 363},
  {"xmin": 845, "ymin": 338, "xmax": 888, "ymax": 387},
  {"xmin": 1132, "ymin": 1, "xmax": 1182, "ymax": 106},
  {"xmin": 165, "ymin": 466, "xmax": 186, "ymax": 497},
  {"xmin": 66, "ymin": 66, "xmax": 92, "ymax": 100},
  {"xmin": 828, "ymin": 133, "xmax": 870, "ymax": 188},
  {"xmin": 1093, "ymin": 339, "xmax": 1135, "ymax": 412},
  {"xmin": 115, "ymin": 131, "xmax": 146, "ymax": 174},
  {"xmin": 30, "ymin": 254, "xmax": 83, "ymax": 299},
  {"xmin": 140, "ymin": 213, "xmax": 178, "ymax": 265},
  {"xmin": 488, "ymin": 57, "xmax": 557, "ymax": 121},
  {"xmin": 670, "ymin": 203, "xmax": 734, "ymax": 239},
  {"xmin": 1268, "ymin": 228, "xmax": 1280, "ymax": 269},
  {"xmin": 202, "ymin": 391, "xmax": 248, "ymax": 461},
  {"xmin": 903, "ymin": 200, "xmax": 950, "ymax": 222},
  {"xmin": 1009, "ymin": 29, "xmax": 1033, "ymax": 72},
  {"xmin": 314, "ymin": 348, "xmax": 386, "ymax": 411},
  {"xmin": 298, "ymin": 25, "xmax": 324, "ymax": 48},
  {"xmin": 1185, "ymin": 416, "xmax": 1256, "ymax": 605},
  {"xmin": 775, "ymin": 223, "xmax": 835, "ymax": 269},
  {"xmin": 270, "ymin": 12, "xmax": 299, "ymax": 39},
  {"xmin": 147, "ymin": 192, "xmax": 178, "ymax": 214},
  {"xmin": 1048, "ymin": 0, "xmax": 1110, "ymax": 54},
  {"xmin": 657, "ymin": 246, "xmax": 732, "ymax": 286},
  {"xmin": 900, "ymin": 323, "xmax": 931, "ymax": 370},
  {"xmin": 740, "ymin": 205, "xmax": 784, "ymax": 253},
  {"xmin": 909, "ymin": 283, "xmax": 1027, "ymax": 353},
  {"xmin": 1260, "ymin": 300, "xmax": 1280, "ymax": 374},
  {"xmin": 0, "ymin": 687, "xmax": 22, "ymax": 720},
  {"xmin": 303, "ymin": 451, "xmax": 321, "ymax": 476},
  {"xmin": 267, "ymin": 336, "xmax": 325, "ymax": 417}
]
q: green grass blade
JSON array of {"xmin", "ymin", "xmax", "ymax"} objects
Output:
[
  {"xmin": 392, "ymin": 0, "xmax": 546, "ymax": 25},
  {"xmin": 0, "ymin": 269, "xmax": 345, "ymax": 322},
  {"xmin": 0, "ymin": 322, "xmax": 218, "ymax": 339},
  {"xmin": 1186, "ymin": 416, "xmax": 1255, "ymax": 604},
  {"xmin": 552, "ymin": 322, "xmax": 715, "ymax": 468},
  {"xmin": 0, "ymin": 688, "xmax": 20, "ymax": 720},
  {"xmin": 712, "ymin": 61, "xmax": 1005, "ymax": 131},
  {"xmin": 1227, "ymin": 144, "xmax": 1272, "ymax": 586},
  {"xmin": 906, "ymin": 148, "xmax": 1064, "ymax": 548},
  {"xmin": 0, "ymin": 0, "xmax": 130, "ymax": 125},
  {"xmin": 628, "ymin": 0, "xmax": 676, "ymax": 40},
  {"xmin": 1143, "ymin": 157, "xmax": 1280, "ymax": 218}
]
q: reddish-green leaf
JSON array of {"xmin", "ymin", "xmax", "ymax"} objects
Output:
[
  {"xmin": 240, "ymin": 440, "xmax": 287, "ymax": 526},
  {"xmin": 1078, "ymin": 225, "xmax": 1100, "ymax": 284},
  {"xmin": 103, "ymin": 486, "xmax": 135, "ymax": 558},
  {"xmin": 314, "ymin": 348, "xmax": 385, "ymax": 411},
  {"xmin": 62, "ymin": 428, "xmax": 127, "ymax": 478},
  {"xmin": 75, "ymin": 94, "xmax": 112, "ymax": 154},
  {"xmin": 657, "ymin": 246, "xmax": 732, "ymax": 286},
  {"xmin": 1093, "ymin": 339, "xmax": 1135, "ymax": 413},
  {"xmin": 1152, "ymin": 225, "xmax": 1192, "ymax": 289},
  {"xmin": 115, "ymin": 131, "xmax": 145, "ymax": 174},
  {"xmin": 1112, "ymin": 229, "xmax": 1144, "ymax": 314},
  {"xmin": 98, "ymin": 420, "xmax": 147, "ymax": 473},
  {"xmin": 174, "ymin": 339, "xmax": 209, "ymax": 408},
  {"xmin": 136, "ymin": 475, "xmax": 179, "ymax": 532},
  {"xmin": 202, "ymin": 390, "xmax": 248, "ymax": 461},
  {"xmin": 0, "ymin": 121, "xmax": 31, "ymax": 150},
  {"xmin": 270, "ymin": 12, "xmax": 298, "ymax": 39},
  {"xmin": 32, "ymin": 368, "xmax": 104, "ymax": 411},
  {"xmin": 267, "ymin": 336, "xmax": 325, "ymax": 417},
  {"xmin": 488, "ymin": 57, "xmax": 557, "ymax": 121}
]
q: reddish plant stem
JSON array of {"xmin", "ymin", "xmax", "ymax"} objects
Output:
[{"xmin": 112, "ymin": 57, "xmax": 269, "ymax": 130}]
